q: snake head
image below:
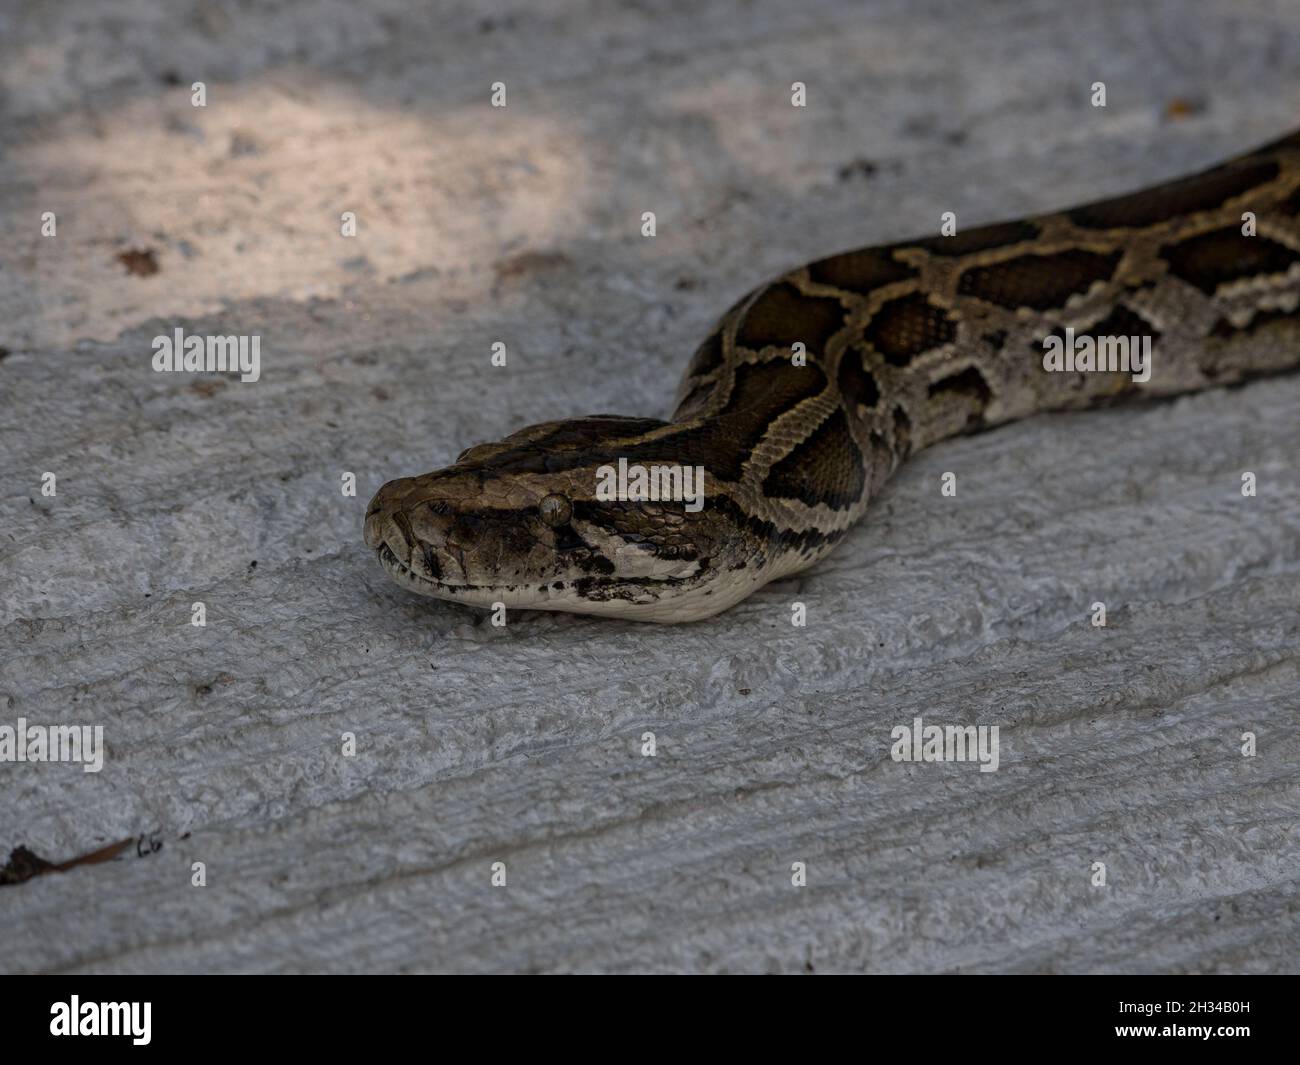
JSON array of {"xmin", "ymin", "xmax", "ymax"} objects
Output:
[{"xmin": 363, "ymin": 415, "xmax": 769, "ymax": 622}]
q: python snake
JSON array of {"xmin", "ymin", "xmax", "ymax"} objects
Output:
[{"xmin": 365, "ymin": 130, "xmax": 1300, "ymax": 622}]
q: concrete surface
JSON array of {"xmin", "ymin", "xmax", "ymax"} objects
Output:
[{"xmin": 1, "ymin": 0, "xmax": 1298, "ymax": 973}]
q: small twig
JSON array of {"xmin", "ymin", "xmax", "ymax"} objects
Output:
[{"xmin": 1, "ymin": 837, "xmax": 140, "ymax": 886}]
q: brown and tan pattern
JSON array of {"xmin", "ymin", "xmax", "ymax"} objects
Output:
[{"xmin": 365, "ymin": 131, "xmax": 1300, "ymax": 622}]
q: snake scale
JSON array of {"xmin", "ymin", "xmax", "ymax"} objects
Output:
[{"xmin": 365, "ymin": 130, "xmax": 1300, "ymax": 622}]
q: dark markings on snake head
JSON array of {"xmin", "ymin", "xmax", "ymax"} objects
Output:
[
  {"xmin": 422, "ymin": 543, "xmax": 441, "ymax": 581},
  {"xmin": 708, "ymin": 495, "xmax": 841, "ymax": 555},
  {"xmin": 552, "ymin": 524, "xmax": 588, "ymax": 553},
  {"xmin": 572, "ymin": 500, "xmax": 701, "ymax": 562},
  {"xmin": 569, "ymin": 571, "xmax": 698, "ymax": 601}
]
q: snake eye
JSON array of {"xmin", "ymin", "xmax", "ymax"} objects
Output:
[{"xmin": 538, "ymin": 493, "xmax": 572, "ymax": 528}]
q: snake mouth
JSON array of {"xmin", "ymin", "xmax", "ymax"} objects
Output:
[
  {"xmin": 378, "ymin": 542, "xmax": 451, "ymax": 588},
  {"xmin": 374, "ymin": 542, "xmax": 501, "ymax": 596},
  {"xmin": 377, "ymin": 542, "xmax": 424, "ymax": 580}
]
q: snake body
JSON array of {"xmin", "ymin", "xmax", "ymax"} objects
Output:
[{"xmin": 365, "ymin": 130, "xmax": 1300, "ymax": 622}]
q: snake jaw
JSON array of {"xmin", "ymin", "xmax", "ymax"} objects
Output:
[
  {"xmin": 375, "ymin": 540, "xmax": 492, "ymax": 599},
  {"xmin": 363, "ymin": 460, "xmax": 755, "ymax": 621},
  {"xmin": 366, "ymin": 474, "xmax": 545, "ymax": 605}
]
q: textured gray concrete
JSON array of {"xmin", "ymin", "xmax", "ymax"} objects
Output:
[{"xmin": 1, "ymin": 0, "xmax": 1298, "ymax": 973}]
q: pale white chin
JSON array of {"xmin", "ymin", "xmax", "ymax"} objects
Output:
[{"xmin": 374, "ymin": 546, "xmax": 771, "ymax": 623}]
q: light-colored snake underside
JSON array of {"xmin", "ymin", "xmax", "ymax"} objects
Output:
[{"xmin": 365, "ymin": 130, "xmax": 1300, "ymax": 622}]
